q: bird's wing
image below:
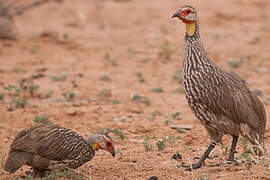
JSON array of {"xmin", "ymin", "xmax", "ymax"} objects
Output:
[
  {"xmin": 211, "ymin": 69, "xmax": 266, "ymax": 133},
  {"xmin": 10, "ymin": 125, "xmax": 93, "ymax": 162},
  {"xmin": 9, "ymin": 124, "xmax": 47, "ymax": 153}
]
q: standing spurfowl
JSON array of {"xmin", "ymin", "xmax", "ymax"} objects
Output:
[
  {"xmin": 172, "ymin": 5, "xmax": 266, "ymax": 169},
  {"xmin": 4, "ymin": 124, "xmax": 115, "ymax": 178}
]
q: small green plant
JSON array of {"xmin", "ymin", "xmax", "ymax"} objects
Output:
[
  {"xmin": 98, "ymin": 88, "xmax": 112, "ymax": 98},
  {"xmin": 34, "ymin": 116, "xmax": 53, "ymax": 125},
  {"xmin": 42, "ymin": 90, "xmax": 53, "ymax": 98},
  {"xmin": 140, "ymin": 135, "xmax": 155, "ymax": 140},
  {"xmin": 169, "ymin": 112, "xmax": 181, "ymax": 119},
  {"xmin": 227, "ymin": 58, "xmax": 242, "ymax": 68},
  {"xmin": 164, "ymin": 119, "xmax": 172, "ymax": 124},
  {"xmin": 108, "ymin": 99, "xmax": 121, "ymax": 104},
  {"xmin": 106, "ymin": 128, "xmax": 125, "ymax": 140},
  {"xmin": 105, "ymin": 53, "xmax": 118, "ymax": 66},
  {"xmin": 63, "ymin": 33, "xmax": 69, "ymax": 40},
  {"xmin": 151, "ymin": 110, "xmax": 162, "ymax": 116},
  {"xmin": 157, "ymin": 136, "xmax": 181, "ymax": 151},
  {"xmin": 141, "ymin": 57, "xmax": 151, "ymax": 64},
  {"xmin": 11, "ymin": 98, "xmax": 27, "ymax": 108},
  {"xmin": 100, "ymin": 74, "xmax": 112, "ymax": 82},
  {"xmin": 39, "ymin": 169, "xmax": 90, "ymax": 180},
  {"xmin": 150, "ymin": 86, "xmax": 164, "ymax": 93},
  {"xmin": 131, "ymin": 93, "xmax": 150, "ymax": 105},
  {"xmin": 13, "ymin": 67, "xmax": 21, "ymax": 73},
  {"xmin": 95, "ymin": 128, "xmax": 125, "ymax": 140},
  {"xmin": 51, "ymin": 72, "xmax": 67, "ymax": 81},
  {"xmin": 172, "ymin": 70, "xmax": 182, "ymax": 83},
  {"xmin": 172, "ymin": 87, "xmax": 185, "ymax": 94},
  {"xmin": 157, "ymin": 139, "xmax": 165, "ymax": 151},
  {"xmin": 62, "ymin": 90, "xmax": 76, "ymax": 100},
  {"xmin": 30, "ymin": 40, "xmax": 38, "ymax": 54},
  {"xmin": 238, "ymin": 137, "xmax": 253, "ymax": 170},
  {"xmin": 4, "ymin": 85, "xmax": 24, "ymax": 97},
  {"xmin": 143, "ymin": 140, "xmax": 153, "ymax": 151},
  {"xmin": 176, "ymin": 128, "xmax": 185, "ymax": 133},
  {"xmin": 136, "ymin": 71, "xmax": 145, "ymax": 83},
  {"xmin": 198, "ymin": 174, "xmax": 211, "ymax": 180},
  {"xmin": 0, "ymin": 92, "xmax": 4, "ymax": 100},
  {"xmin": 29, "ymin": 83, "xmax": 40, "ymax": 96}
]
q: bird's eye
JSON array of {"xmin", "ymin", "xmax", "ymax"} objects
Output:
[
  {"xmin": 106, "ymin": 142, "xmax": 112, "ymax": 147},
  {"xmin": 186, "ymin": 10, "xmax": 191, "ymax": 14}
]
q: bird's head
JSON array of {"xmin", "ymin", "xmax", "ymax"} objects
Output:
[
  {"xmin": 88, "ymin": 134, "xmax": 115, "ymax": 157},
  {"xmin": 172, "ymin": 5, "xmax": 197, "ymax": 24},
  {"xmin": 172, "ymin": 6, "xmax": 198, "ymax": 36}
]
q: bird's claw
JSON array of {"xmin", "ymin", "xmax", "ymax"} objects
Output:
[{"xmin": 177, "ymin": 162, "xmax": 202, "ymax": 171}]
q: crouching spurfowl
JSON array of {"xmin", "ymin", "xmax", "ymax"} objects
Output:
[
  {"xmin": 172, "ymin": 5, "xmax": 266, "ymax": 170},
  {"xmin": 4, "ymin": 124, "xmax": 115, "ymax": 178}
]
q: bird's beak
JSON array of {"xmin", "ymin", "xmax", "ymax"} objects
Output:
[
  {"xmin": 172, "ymin": 10, "xmax": 180, "ymax": 19},
  {"xmin": 111, "ymin": 148, "xmax": 115, "ymax": 157}
]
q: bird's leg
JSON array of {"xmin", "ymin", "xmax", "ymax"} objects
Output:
[
  {"xmin": 32, "ymin": 167, "xmax": 47, "ymax": 178},
  {"xmin": 191, "ymin": 141, "xmax": 217, "ymax": 169},
  {"xmin": 228, "ymin": 136, "xmax": 238, "ymax": 162},
  {"xmin": 180, "ymin": 141, "xmax": 217, "ymax": 170}
]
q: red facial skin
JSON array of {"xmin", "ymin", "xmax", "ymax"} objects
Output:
[
  {"xmin": 178, "ymin": 9, "xmax": 195, "ymax": 24},
  {"xmin": 105, "ymin": 139, "xmax": 113, "ymax": 151},
  {"xmin": 96, "ymin": 139, "xmax": 113, "ymax": 150}
]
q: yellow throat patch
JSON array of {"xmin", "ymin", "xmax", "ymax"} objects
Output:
[
  {"xmin": 92, "ymin": 142, "xmax": 99, "ymax": 151},
  {"xmin": 185, "ymin": 22, "xmax": 196, "ymax": 36}
]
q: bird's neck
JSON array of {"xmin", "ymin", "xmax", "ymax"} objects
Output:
[
  {"xmin": 185, "ymin": 22, "xmax": 196, "ymax": 36},
  {"xmin": 185, "ymin": 20, "xmax": 200, "ymax": 38},
  {"xmin": 85, "ymin": 136, "xmax": 98, "ymax": 151},
  {"xmin": 183, "ymin": 20, "xmax": 210, "ymax": 72}
]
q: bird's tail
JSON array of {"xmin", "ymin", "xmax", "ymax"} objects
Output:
[
  {"xmin": 240, "ymin": 123, "xmax": 266, "ymax": 156},
  {"xmin": 4, "ymin": 151, "xmax": 32, "ymax": 173}
]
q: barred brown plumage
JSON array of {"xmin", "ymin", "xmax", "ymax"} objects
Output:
[
  {"xmin": 172, "ymin": 5, "xmax": 266, "ymax": 170},
  {"xmin": 4, "ymin": 124, "xmax": 115, "ymax": 178}
]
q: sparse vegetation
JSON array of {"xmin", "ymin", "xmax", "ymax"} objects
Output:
[
  {"xmin": 42, "ymin": 90, "xmax": 53, "ymax": 98},
  {"xmin": 136, "ymin": 71, "xmax": 145, "ymax": 83},
  {"xmin": 51, "ymin": 72, "xmax": 67, "ymax": 81},
  {"xmin": 238, "ymin": 137, "xmax": 254, "ymax": 170},
  {"xmin": 150, "ymin": 86, "xmax": 164, "ymax": 93},
  {"xmin": 169, "ymin": 112, "xmax": 181, "ymax": 119},
  {"xmin": 98, "ymin": 88, "xmax": 112, "ymax": 98},
  {"xmin": 172, "ymin": 87, "xmax": 185, "ymax": 94},
  {"xmin": 62, "ymin": 90, "xmax": 76, "ymax": 100},
  {"xmin": 156, "ymin": 139, "xmax": 165, "ymax": 151},
  {"xmin": 34, "ymin": 116, "xmax": 53, "ymax": 125},
  {"xmin": 105, "ymin": 53, "xmax": 118, "ymax": 66},
  {"xmin": 172, "ymin": 70, "xmax": 182, "ymax": 83},
  {"xmin": 11, "ymin": 98, "xmax": 27, "ymax": 108},
  {"xmin": 227, "ymin": 58, "xmax": 242, "ymax": 68},
  {"xmin": 95, "ymin": 128, "xmax": 125, "ymax": 140},
  {"xmin": 0, "ymin": 92, "xmax": 4, "ymax": 100},
  {"xmin": 131, "ymin": 93, "xmax": 150, "ymax": 105},
  {"xmin": 100, "ymin": 74, "xmax": 112, "ymax": 82},
  {"xmin": 143, "ymin": 139, "xmax": 153, "ymax": 151},
  {"xmin": 23, "ymin": 169, "xmax": 90, "ymax": 180},
  {"xmin": 0, "ymin": 1, "xmax": 269, "ymax": 179},
  {"xmin": 29, "ymin": 83, "xmax": 40, "ymax": 96}
]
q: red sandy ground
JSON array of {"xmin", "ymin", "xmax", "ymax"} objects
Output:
[{"xmin": 0, "ymin": 0, "xmax": 270, "ymax": 179}]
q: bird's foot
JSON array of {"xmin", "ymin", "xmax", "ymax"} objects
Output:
[
  {"xmin": 177, "ymin": 162, "xmax": 202, "ymax": 171},
  {"xmin": 206, "ymin": 160, "xmax": 239, "ymax": 168}
]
